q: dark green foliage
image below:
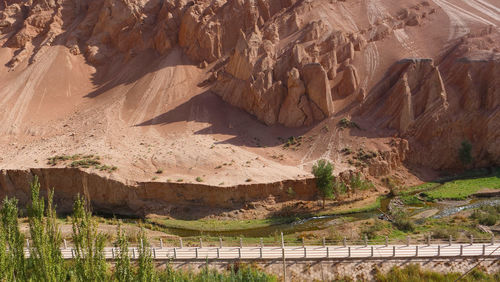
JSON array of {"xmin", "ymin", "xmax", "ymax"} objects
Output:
[
  {"xmin": 458, "ymin": 140, "xmax": 473, "ymax": 166},
  {"xmin": 27, "ymin": 176, "xmax": 65, "ymax": 282},
  {"xmin": 71, "ymin": 195, "xmax": 107, "ymax": 281},
  {"xmin": 312, "ymin": 160, "xmax": 335, "ymax": 208},
  {"xmin": 1, "ymin": 197, "xmax": 27, "ymax": 281}
]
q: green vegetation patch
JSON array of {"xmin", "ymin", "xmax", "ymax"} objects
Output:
[
  {"xmin": 423, "ymin": 170, "xmax": 500, "ymax": 200},
  {"xmin": 47, "ymin": 154, "xmax": 117, "ymax": 172}
]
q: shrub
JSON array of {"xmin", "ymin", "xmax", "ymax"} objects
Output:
[
  {"xmin": 361, "ymin": 220, "xmax": 386, "ymax": 239},
  {"xmin": 338, "ymin": 118, "xmax": 360, "ymax": 129},
  {"xmin": 458, "ymin": 140, "xmax": 473, "ymax": 167},
  {"xmin": 392, "ymin": 211, "xmax": 415, "ymax": 232},
  {"xmin": 195, "ymin": 177, "xmax": 203, "ymax": 182}
]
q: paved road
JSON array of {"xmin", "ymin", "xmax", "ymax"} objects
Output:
[{"xmin": 55, "ymin": 243, "xmax": 500, "ymax": 260}]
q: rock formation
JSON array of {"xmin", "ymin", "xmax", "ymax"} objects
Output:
[{"xmin": 0, "ymin": 0, "xmax": 498, "ymax": 181}]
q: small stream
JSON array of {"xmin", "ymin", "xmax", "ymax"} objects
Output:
[{"xmin": 150, "ymin": 195, "xmax": 500, "ymax": 238}]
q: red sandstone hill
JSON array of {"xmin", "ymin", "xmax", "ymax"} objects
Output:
[{"xmin": 0, "ymin": 0, "xmax": 498, "ymax": 191}]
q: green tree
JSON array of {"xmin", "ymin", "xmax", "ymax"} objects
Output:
[
  {"xmin": 1, "ymin": 197, "xmax": 27, "ymax": 281},
  {"xmin": 71, "ymin": 195, "xmax": 107, "ymax": 281},
  {"xmin": 459, "ymin": 140, "xmax": 473, "ymax": 167},
  {"xmin": 312, "ymin": 160, "xmax": 335, "ymax": 208},
  {"xmin": 27, "ymin": 176, "xmax": 65, "ymax": 282},
  {"xmin": 114, "ymin": 223, "xmax": 133, "ymax": 282}
]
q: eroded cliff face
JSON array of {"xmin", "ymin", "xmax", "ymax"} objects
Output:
[{"xmin": 0, "ymin": 167, "xmax": 317, "ymax": 216}]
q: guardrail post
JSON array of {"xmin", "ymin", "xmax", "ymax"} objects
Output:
[
  {"xmin": 140, "ymin": 239, "xmax": 143, "ymax": 249},
  {"xmin": 393, "ymin": 246, "xmax": 396, "ymax": 257},
  {"xmin": 71, "ymin": 249, "xmax": 74, "ymax": 258},
  {"xmin": 326, "ymin": 246, "xmax": 329, "ymax": 258},
  {"xmin": 26, "ymin": 239, "xmax": 30, "ymax": 249},
  {"xmin": 153, "ymin": 248, "xmax": 156, "ymax": 259},
  {"xmin": 406, "ymin": 236, "xmax": 410, "ymax": 247},
  {"xmin": 196, "ymin": 248, "xmax": 199, "ymax": 259},
  {"xmin": 470, "ymin": 234, "xmax": 474, "ymax": 246},
  {"xmin": 427, "ymin": 234, "xmax": 430, "ymax": 246},
  {"xmin": 64, "ymin": 239, "xmax": 67, "ymax": 249},
  {"xmin": 302, "ymin": 238, "xmax": 306, "ymax": 257},
  {"xmin": 260, "ymin": 238, "xmax": 263, "ymax": 258},
  {"xmin": 348, "ymin": 246, "xmax": 351, "ymax": 257},
  {"xmin": 238, "ymin": 247, "xmax": 241, "ymax": 259},
  {"xmin": 438, "ymin": 245, "xmax": 441, "ymax": 256},
  {"xmin": 449, "ymin": 235, "xmax": 452, "ymax": 246},
  {"xmin": 160, "ymin": 238, "xmax": 163, "ymax": 249},
  {"xmin": 415, "ymin": 245, "xmax": 418, "ymax": 257},
  {"xmin": 199, "ymin": 238, "xmax": 203, "ymax": 249},
  {"xmin": 217, "ymin": 247, "xmax": 220, "ymax": 259},
  {"xmin": 112, "ymin": 248, "xmax": 115, "ymax": 259},
  {"xmin": 483, "ymin": 244, "xmax": 486, "ymax": 256},
  {"xmin": 173, "ymin": 248, "xmax": 177, "ymax": 259},
  {"xmin": 219, "ymin": 237, "xmax": 223, "ymax": 248},
  {"xmin": 180, "ymin": 238, "xmax": 183, "ymax": 249},
  {"xmin": 460, "ymin": 245, "xmax": 463, "ymax": 256},
  {"xmin": 281, "ymin": 231, "xmax": 286, "ymax": 282},
  {"xmin": 385, "ymin": 236, "xmax": 388, "ymax": 247},
  {"xmin": 371, "ymin": 246, "xmax": 374, "ymax": 257},
  {"xmin": 132, "ymin": 248, "xmax": 135, "ymax": 259},
  {"xmin": 343, "ymin": 237, "xmax": 347, "ymax": 247}
]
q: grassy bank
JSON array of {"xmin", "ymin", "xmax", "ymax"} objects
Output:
[{"xmin": 423, "ymin": 168, "xmax": 500, "ymax": 200}]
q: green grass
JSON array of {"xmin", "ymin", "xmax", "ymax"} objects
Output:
[
  {"xmin": 398, "ymin": 182, "xmax": 441, "ymax": 196},
  {"xmin": 400, "ymin": 195, "xmax": 423, "ymax": 205},
  {"xmin": 316, "ymin": 196, "xmax": 384, "ymax": 216},
  {"xmin": 147, "ymin": 217, "xmax": 293, "ymax": 232},
  {"xmin": 423, "ymin": 172, "xmax": 500, "ymax": 200}
]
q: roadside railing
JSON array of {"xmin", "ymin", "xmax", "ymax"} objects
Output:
[{"xmin": 22, "ymin": 233, "xmax": 500, "ymax": 260}]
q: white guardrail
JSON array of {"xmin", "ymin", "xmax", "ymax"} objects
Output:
[{"xmin": 23, "ymin": 235, "xmax": 500, "ymax": 260}]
